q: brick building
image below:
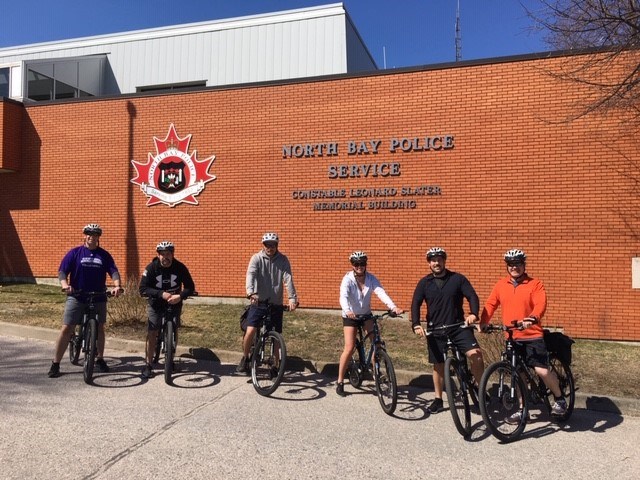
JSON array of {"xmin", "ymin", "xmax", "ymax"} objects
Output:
[{"xmin": 2, "ymin": 46, "xmax": 639, "ymax": 341}]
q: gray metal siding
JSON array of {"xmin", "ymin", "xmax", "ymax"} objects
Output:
[{"xmin": 0, "ymin": 3, "xmax": 376, "ymax": 98}]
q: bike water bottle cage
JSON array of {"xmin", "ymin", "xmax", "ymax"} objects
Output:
[
  {"xmin": 83, "ymin": 223, "xmax": 102, "ymax": 236},
  {"xmin": 426, "ymin": 247, "xmax": 446, "ymax": 260},
  {"xmin": 156, "ymin": 241, "xmax": 175, "ymax": 252},
  {"xmin": 504, "ymin": 249, "xmax": 526, "ymax": 264}
]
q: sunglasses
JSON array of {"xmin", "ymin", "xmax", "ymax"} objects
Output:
[
  {"xmin": 263, "ymin": 242, "xmax": 277, "ymax": 248},
  {"xmin": 352, "ymin": 262, "xmax": 367, "ymax": 267},
  {"xmin": 507, "ymin": 262, "xmax": 524, "ymax": 268}
]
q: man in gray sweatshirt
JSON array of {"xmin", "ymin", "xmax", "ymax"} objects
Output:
[{"xmin": 236, "ymin": 232, "xmax": 299, "ymax": 374}]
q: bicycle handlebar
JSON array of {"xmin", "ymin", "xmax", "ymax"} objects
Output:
[
  {"xmin": 62, "ymin": 288, "xmax": 122, "ymax": 297},
  {"xmin": 424, "ymin": 322, "xmax": 474, "ymax": 337},
  {"xmin": 355, "ymin": 310, "xmax": 403, "ymax": 321},
  {"xmin": 482, "ymin": 319, "xmax": 533, "ymax": 333}
]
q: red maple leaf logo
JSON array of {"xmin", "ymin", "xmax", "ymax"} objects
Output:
[{"xmin": 131, "ymin": 124, "xmax": 216, "ymax": 207}]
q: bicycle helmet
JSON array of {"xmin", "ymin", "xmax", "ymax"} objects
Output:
[
  {"xmin": 261, "ymin": 232, "xmax": 279, "ymax": 244},
  {"xmin": 82, "ymin": 223, "xmax": 102, "ymax": 236},
  {"xmin": 349, "ymin": 251, "xmax": 368, "ymax": 264},
  {"xmin": 426, "ymin": 247, "xmax": 447, "ymax": 260},
  {"xmin": 504, "ymin": 249, "xmax": 526, "ymax": 263},
  {"xmin": 156, "ymin": 241, "xmax": 175, "ymax": 252}
]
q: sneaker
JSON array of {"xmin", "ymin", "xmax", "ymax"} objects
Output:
[
  {"xmin": 506, "ymin": 410, "xmax": 530, "ymax": 424},
  {"xmin": 95, "ymin": 358, "xmax": 110, "ymax": 373},
  {"xmin": 235, "ymin": 356, "xmax": 250, "ymax": 375},
  {"xmin": 427, "ymin": 397, "xmax": 444, "ymax": 414},
  {"xmin": 142, "ymin": 363, "xmax": 154, "ymax": 379},
  {"xmin": 551, "ymin": 398, "xmax": 568, "ymax": 416},
  {"xmin": 47, "ymin": 362, "xmax": 61, "ymax": 378},
  {"xmin": 336, "ymin": 382, "xmax": 347, "ymax": 397}
]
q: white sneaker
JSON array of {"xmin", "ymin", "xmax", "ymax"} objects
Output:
[
  {"xmin": 506, "ymin": 410, "xmax": 529, "ymax": 424},
  {"xmin": 551, "ymin": 399, "xmax": 568, "ymax": 416}
]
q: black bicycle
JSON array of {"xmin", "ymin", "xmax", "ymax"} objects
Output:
[
  {"xmin": 479, "ymin": 321, "xmax": 576, "ymax": 442},
  {"xmin": 348, "ymin": 311, "xmax": 399, "ymax": 415},
  {"xmin": 249, "ymin": 301, "xmax": 290, "ymax": 397},
  {"xmin": 151, "ymin": 291, "xmax": 197, "ymax": 385},
  {"xmin": 67, "ymin": 289, "xmax": 117, "ymax": 384},
  {"xmin": 425, "ymin": 322, "xmax": 479, "ymax": 437}
]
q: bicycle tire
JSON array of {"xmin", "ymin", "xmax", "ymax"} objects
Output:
[
  {"xmin": 479, "ymin": 361, "xmax": 528, "ymax": 443},
  {"xmin": 251, "ymin": 331, "xmax": 287, "ymax": 397},
  {"xmin": 547, "ymin": 356, "xmax": 576, "ymax": 422},
  {"xmin": 68, "ymin": 324, "xmax": 82, "ymax": 364},
  {"xmin": 348, "ymin": 359, "xmax": 363, "ymax": 388},
  {"xmin": 374, "ymin": 349, "xmax": 397, "ymax": 415},
  {"xmin": 83, "ymin": 318, "xmax": 97, "ymax": 384},
  {"xmin": 164, "ymin": 321, "xmax": 175, "ymax": 385},
  {"xmin": 444, "ymin": 356, "xmax": 471, "ymax": 437}
]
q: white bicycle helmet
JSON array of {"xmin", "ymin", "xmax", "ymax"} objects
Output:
[
  {"xmin": 426, "ymin": 247, "xmax": 447, "ymax": 260},
  {"xmin": 262, "ymin": 232, "xmax": 279, "ymax": 244},
  {"xmin": 504, "ymin": 249, "xmax": 526, "ymax": 263},
  {"xmin": 156, "ymin": 241, "xmax": 175, "ymax": 252},
  {"xmin": 349, "ymin": 251, "xmax": 368, "ymax": 264},
  {"xmin": 83, "ymin": 223, "xmax": 102, "ymax": 236}
]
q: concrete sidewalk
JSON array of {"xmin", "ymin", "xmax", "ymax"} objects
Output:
[{"xmin": 2, "ymin": 320, "xmax": 638, "ymax": 416}]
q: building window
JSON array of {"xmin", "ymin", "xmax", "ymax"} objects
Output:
[
  {"xmin": 25, "ymin": 56, "xmax": 105, "ymax": 101},
  {"xmin": 0, "ymin": 67, "xmax": 9, "ymax": 98},
  {"xmin": 137, "ymin": 81, "xmax": 206, "ymax": 93}
]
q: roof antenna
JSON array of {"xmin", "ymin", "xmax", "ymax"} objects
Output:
[
  {"xmin": 383, "ymin": 46, "xmax": 387, "ymax": 69},
  {"xmin": 455, "ymin": 0, "xmax": 462, "ymax": 62}
]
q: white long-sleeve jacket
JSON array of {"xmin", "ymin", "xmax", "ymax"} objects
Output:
[{"xmin": 339, "ymin": 271, "xmax": 396, "ymax": 317}]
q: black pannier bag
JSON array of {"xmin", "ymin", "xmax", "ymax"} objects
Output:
[{"xmin": 543, "ymin": 329, "xmax": 575, "ymax": 365}]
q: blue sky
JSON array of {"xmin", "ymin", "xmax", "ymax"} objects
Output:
[{"xmin": 0, "ymin": 0, "xmax": 549, "ymax": 68}]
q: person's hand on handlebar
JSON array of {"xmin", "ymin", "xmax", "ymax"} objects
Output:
[
  {"xmin": 162, "ymin": 291, "xmax": 181, "ymax": 305},
  {"xmin": 521, "ymin": 316, "xmax": 538, "ymax": 329},
  {"xmin": 412, "ymin": 323, "xmax": 425, "ymax": 337},
  {"xmin": 391, "ymin": 307, "xmax": 404, "ymax": 316},
  {"xmin": 288, "ymin": 299, "xmax": 298, "ymax": 311},
  {"xmin": 465, "ymin": 313, "xmax": 480, "ymax": 331},
  {"xmin": 345, "ymin": 310, "xmax": 356, "ymax": 319},
  {"xmin": 61, "ymin": 285, "xmax": 73, "ymax": 295},
  {"xmin": 111, "ymin": 286, "xmax": 124, "ymax": 298}
]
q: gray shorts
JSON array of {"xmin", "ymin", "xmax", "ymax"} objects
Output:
[
  {"xmin": 62, "ymin": 296, "xmax": 107, "ymax": 325},
  {"xmin": 147, "ymin": 305, "xmax": 182, "ymax": 331}
]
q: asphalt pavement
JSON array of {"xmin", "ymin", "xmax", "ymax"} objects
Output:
[{"xmin": 2, "ymin": 326, "xmax": 640, "ymax": 479}]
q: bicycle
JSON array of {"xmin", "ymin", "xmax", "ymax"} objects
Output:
[
  {"xmin": 150, "ymin": 290, "xmax": 197, "ymax": 385},
  {"xmin": 348, "ymin": 311, "xmax": 400, "ymax": 415},
  {"xmin": 67, "ymin": 289, "xmax": 119, "ymax": 384},
  {"xmin": 478, "ymin": 321, "xmax": 576, "ymax": 443},
  {"xmin": 425, "ymin": 322, "xmax": 479, "ymax": 437},
  {"xmin": 249, "ymin": 300, "xmax": 290, "ymax": 397}
]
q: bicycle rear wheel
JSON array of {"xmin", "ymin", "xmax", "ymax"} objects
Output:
[
  {"xmin": 152, "ymin": 327, "xmax": 162, "ymax": 364},
  {"xmin": 164, "ymin": 321, "xmax": 175, "ymax": 385},
  {"xmin": 374, "ymin": 349, "xmax": 397, "ymax": 415},
  {"xmin": 479, "ymin": 361, "xmax": 528, "ymax": 443},
  {"xmin": 444, "ymin": 356, "xmax": 471, "ymax": 437},
  {"xmin": 546, "ymin": 356, "xmax": 575, "ymax": 422},
  {"xmin": 251, "ymin": 331, "xmax": 286, "ymax": 396},
  {"xmin": 68, "ymin": 324, "xmax": 82, "ymax": 364},
  {"xmin": 83, "ymin": 318, "xmax": 97, "ymax": 384}
]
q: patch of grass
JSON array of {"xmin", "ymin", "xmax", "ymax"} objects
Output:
[{"xmin": 2, "ymin": 282, "xmax": 638, "ymax": 398}]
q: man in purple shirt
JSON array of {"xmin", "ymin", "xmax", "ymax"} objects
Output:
[{"xmin": 48, "ymin": 224, "xmax": 122, "ymax": 378}]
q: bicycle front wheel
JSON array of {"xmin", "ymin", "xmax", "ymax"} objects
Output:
[
  {"xmin": 547, "ymin": 356, "xmax": 576, "ymax": 422},
  {"xmin": 83, "ymin": 318, "xmax": 97, "ymax": 384},
  {"xmin": 251, "ymin": 331, "xmax": 287, "ymax": 397},
  {"xmin": 164, "ymin": 321, "xmax": 175, "ymax": 385},
  {"xmin": 374, "ymin": 349, "xmax": 397, "ymax": 415},
  {"xmin": 68, "ymin": 325, "xmax": 82, "ymax": 364},
  {"xmin": 479, "ymin": 361, "xmax": 528, "ymax": 443},
  {"xmin": 444, "ymin": 356, "xmax": 471, "ymax": 437}
]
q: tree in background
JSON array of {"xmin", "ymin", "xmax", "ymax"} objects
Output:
[{"xmin": 528, "ymin": 0, "xmax": 640, "ymax": 121}]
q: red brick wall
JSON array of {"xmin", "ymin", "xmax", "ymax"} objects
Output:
[
  {"xmin": 1, "ymin": 52, "xmax": 639, "ymax": 340},
  {"xmin": 0, "ymin": 98, "xmax": 23, "ymax": 171}
]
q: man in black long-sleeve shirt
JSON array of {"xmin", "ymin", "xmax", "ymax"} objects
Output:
[{"xmin": 411, "ymin": 247, "xmax": 484, "ymax": 414}]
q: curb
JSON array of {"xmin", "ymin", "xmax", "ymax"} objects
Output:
[{"xmin": 2, "ymin": 321, "xmax": 638, "ymax": 417}]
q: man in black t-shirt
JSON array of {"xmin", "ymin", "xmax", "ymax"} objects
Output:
[{"xmin": 410, "ymin": 247, "xmax": 484, "ymax": 414}]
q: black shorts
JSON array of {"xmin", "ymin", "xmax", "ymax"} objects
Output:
[
  {"xmin": 246, "ymin": 304, "xmax": 284, "ymax": 333},
  {"xmin": 342, "ymin": 316, "xmax": 373, "ymax": 328},
  {"xmin": 147, "ymin": 305, "xmax": 182, "ymax": 331},
  {"xmin": 514, "ymin": 338, "xmax": 549, "ymax": 369},
  {"xmin": 427, "ymin": 326, "xmax": 480, "ymax": 364}
]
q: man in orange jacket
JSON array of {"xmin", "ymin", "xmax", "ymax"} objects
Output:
[{"xmin": 480, "ymin": 249, "xmax": 567, "ymax": 423}]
